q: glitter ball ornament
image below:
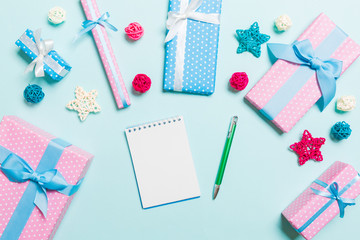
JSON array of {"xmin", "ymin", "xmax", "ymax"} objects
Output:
[
  {"xmin": 337, "ymin": 95, "xmax": 356, "ymax": 112},
  {"xmin": 23, "ymin": 84, "xmax": 45, "ymax": 103},
  {"xmin": 275, "ymin": 14, "xmax": 292, "ymax": 31},
  {"xmin": 132, "ymin": 74, "xmax": 151, "ymax": 93},
  {"xmin": 48, "ymin": 6, "xmax": 66, "ymax": 25},
  {"xmin": 331, "ymin": 121, "xmax": 352, "ymax": 140},
  {"xmin": 229, "ymin": 72, "xmax": 249, "ymax": 91}
]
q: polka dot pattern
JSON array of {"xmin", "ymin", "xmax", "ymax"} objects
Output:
[
  {"xmin": 15, "ymin": 30, "xmax": 71, "ymax": 81},
  {"xmin": 164, "ymin": 0, "xmax": 222, "ymax": 95},
  {"xmin": 245, "ymin": 13, "xmax": 360, "ymax": 133},
  {"xmin": 0, "ymin": 116, "xmax": 93, "ymax": 240},
  {"xmin": 246, "ymin": 60, "xmax": 299, "ymax": 109},
  {"xmin": 273, "ymin": 73, "xmax": 321, "ymax": 132},
  {"xmin": 80, "ymin": 0, "xmax": 131, "ymax": 109},
  {"xmin": 332, "ymin": 37, "xmax": 360, "ymax": 75},
  {"xmin": 297, "ymin": 14, "xmax": 335, "ymax": 49},
  {"xmin": 282, "ymin": 162, "xmax": 360, "ymax": 240},
  {"xmin": 163, "ymin": 0, "xmax": 181, "ymax": 91}
]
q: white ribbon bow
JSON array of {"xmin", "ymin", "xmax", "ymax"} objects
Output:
[
  {"xmin": 25, "ymin": 29, "xmax": 54, "ymax": 77},
  {"xmin": 165, "ymin": 0, "xmax": 220, "ymax": 42}
]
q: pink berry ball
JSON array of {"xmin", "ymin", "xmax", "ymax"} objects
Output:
[
  {"xmin": 132, "ymin": 74, "xmax": 151, "ymax": 93},
  {"xmin": 229, "ymin": 72, "xmax": 249, "ymax": 91},
  {"xmin": 125, "ymin": 22, "xmax": 144, "ymax": 41}
]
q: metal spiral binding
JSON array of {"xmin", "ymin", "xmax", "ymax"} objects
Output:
[{"xmin": 127, "ymin": 116, "xmax": 183, "ymax": 133}]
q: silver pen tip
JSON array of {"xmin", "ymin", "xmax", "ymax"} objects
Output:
[{"xmin": 213, "ymin": 185, "xmax": 220, "ymax": 200}]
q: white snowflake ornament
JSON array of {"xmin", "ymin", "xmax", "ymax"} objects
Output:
[{"xmin": 67, "ymin": 86, "xmax": 101, "ymax": 121}]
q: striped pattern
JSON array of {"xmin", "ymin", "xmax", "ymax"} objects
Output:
[{"xmin": 81, "ymin": 0, "xmax": 131, "ymax": 109}]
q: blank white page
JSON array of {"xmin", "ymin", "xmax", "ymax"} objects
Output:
[{"xmin": 125, "ymin": 116, "xmax": 201, "ymax": 208}]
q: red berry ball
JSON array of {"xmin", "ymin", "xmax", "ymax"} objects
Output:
[
  {"xmin": 229, "ymin": 72, "xmax": 249, "ymax": 91},
  {"xmin": 132, "ymin": 74, "xmax": 151, "ymax": 93},
  {"xmin": 125, "ymin": 22, "xmax": 144, "ymax": 41}
]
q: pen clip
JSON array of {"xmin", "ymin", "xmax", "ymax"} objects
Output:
[{"xmin": 227, "ymin": 116, "xmax": 238, "ymax": 138}]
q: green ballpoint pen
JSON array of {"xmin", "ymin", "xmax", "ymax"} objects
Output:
[{"xmin": 213, "ymin": 116, "xmax": 238, "ymax": 200}]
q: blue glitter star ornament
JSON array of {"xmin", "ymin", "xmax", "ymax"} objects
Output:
[{"xmin": 236, "ymin": 22, "xmax": 270, "ymax": 58}]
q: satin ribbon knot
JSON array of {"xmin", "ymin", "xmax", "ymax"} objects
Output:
[
  {"xmin": 268, "ymin": 39, "xmax": 343, "ymax": 110},
  {"xmin": 24, "ymin": 29, "xmax": 54, "ymax": 77},
  {"xmin": 309, "ymin": 57, "xmax": 322, "ymax": 70},
  {"xmin": 311, "ymin": 182, "xmax": 356, "ymax": 218},
  {"xmin": 0, "ymin": 153, "xmax": 82, "ymax": 217},
  {"xmin": 173, "ymin": 13, "xmax": 188, "ymax": 21},
  {"xmin": 165, "ymin": 0, "xmax": 220, "ymax": 42},
  {"xmin": 75, "ymin": 12, "xmax": 118, "ymax": 40},
  {"xmin": 28, "ymin": 172, "xmax": 42, "ymax": 182}
]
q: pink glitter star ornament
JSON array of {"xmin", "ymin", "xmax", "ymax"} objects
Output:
[{"xmin": 290, "ymin": 130, "xmax": 326, "ymax": 166}]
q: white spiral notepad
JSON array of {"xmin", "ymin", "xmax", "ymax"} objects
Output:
[{"xmin": 125, "ymin": 116, "xmax": 201, "ymax": 208}]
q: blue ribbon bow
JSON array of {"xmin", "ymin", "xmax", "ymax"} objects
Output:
[
  {"xmin": 0, "ymin": 153, "xmax": 82, "ymax": 217},
  {"xmin": 75, "ymin": 12, "xmax": 118, "ymax": 40},
  {"xmin": 311, "ymin": 182, "xmax": 355, "ymax": 218},
  {"xmin": 268, "ymin": 39, "xmax": 343, "ymax": 110}
]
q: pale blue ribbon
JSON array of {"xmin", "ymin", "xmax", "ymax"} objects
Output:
[
  {"xmin": 0, "ymin": 153, "xmax": 82, "ymax": 217},
  {"xmin": 75, "ymin": 12, "xmax": 118, "ymax": 40},
  {"xmin": 0, "ymin": 138, "xmax": 82, "ymax": 240},
  {"xmin": 297, "ymin": 174, "xmax": 360, "ymax": 233},
  {"xmin": 268, "ymin": 39, "xmax": 343, "ymax": 111},
  {"xmin": 311, "ymin": 181, "xmax": 355, "ymax": 218}
]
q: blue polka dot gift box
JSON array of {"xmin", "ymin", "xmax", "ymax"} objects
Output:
[
  {"xmin": 15, "ymin": 29, "xmax": 71, "ymax": 81},
  {"xmin": 164, "ymin": 0, "xmax": 222, "ymax": 95}
]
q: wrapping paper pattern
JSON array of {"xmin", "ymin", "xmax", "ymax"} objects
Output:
[
  {"xmin": 282, "ymin": 161, "xmax": 360, "ymax": 240},
  {"xmin": 0, "ymin": 116, "xmax": 93, "ymax": 240},
  {"xmin": 245, "ymin": 13, "xmax": 360, "ymax": 132},
  {"xmin": 15, "ymin": 29, "xmax": 71, "ymax": 81},
  {"xmin": 163, "ymin": 0, "xmax": 222, "ymax": 95},
  {"xmin": 80, "ymin": 0, "xmax": 131, "ymax": 109}
]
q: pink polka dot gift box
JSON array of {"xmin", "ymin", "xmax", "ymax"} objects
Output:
[
  {"xmin": 0, "ymin": 116, "xmax": 93, "ymax": 240},
  {"xmin": 245, "ymin": 13, "xmax": 360, "ymax": 133},
  {"xmin": 282, "ymin": 161, "xmax": 360, "ymax": 240},
  {"xmin": 79, "ymin": 0, "xmax": 131, "ymax": 109}
]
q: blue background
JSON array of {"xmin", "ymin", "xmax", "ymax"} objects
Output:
[{"xmin": 1, "ymin": 0, "xmax": 360, "ymax": 239}]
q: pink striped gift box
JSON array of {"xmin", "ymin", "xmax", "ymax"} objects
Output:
[
  {"xmin": 80, "ymin": 0, "xmax": 131, "ymax": 109},
  {"xmin": 245, "ymin": 13, "xmax": 360, "ymax": 133},
  {"xmin": 282, "ymin": 161, "xmax": 360, "ymax": 239},
  {"xmin": 0, "ymin": 116, "xmax": 93, "ymax": 240}
]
